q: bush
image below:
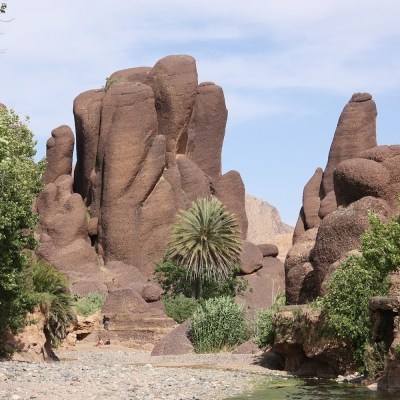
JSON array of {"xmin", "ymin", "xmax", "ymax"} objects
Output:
[
  {"xmin": 31, "ymin": 258, "xmax": 76, "ymax": 347},
  {"xmin": 163, "ymin": 294, "xmax": 199, "ymax": 324},
  {"xmin": 73, "ymin": 291, "xmax": 106, "ymax": 317},
  {"xmin": 154, "ymin": 261, "xmax": 248, "ymax": 301},
  {"xmin": 189, "ymin": 297, "xmax": 249, "ymax": 353},
  {"xmin": 250, "ymin": 292, "xmax": 285, "ymax": 349}
]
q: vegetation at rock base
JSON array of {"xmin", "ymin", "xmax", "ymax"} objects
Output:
[
  {"xmin": 163, "ymin": 294, "xmax": 199, "ymax": 324},
  {"xmin": 250, "ymin": 292, "xmax": 286, "ymax": 349},
  {"xmin": 31, "ymin": 257, "xmax": 76, "ymax": 347},
  {"xmin": 0, "ymin": 107, "xmax": 46, "ymax": 356},
  {"xmin": 165, "ymin": 197, "xmax": 242, "ymax": 299},
  {"xmin": 72, "ymin": 291, "xmax": 106, "ymax": 317},
  {"xmin": 189, "ymin": 296, "xmax": 249, "ymax": 353},
  {"xmin": 319, "ymin": 209, "xmax": 400, "ymax": 370}
]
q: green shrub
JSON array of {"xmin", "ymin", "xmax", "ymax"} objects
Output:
[
  {"xmin": 163, "ymin": 294, "xmax": 199, "ymax": 324},
  {"xmin": 320, "ymin": 209, "xmax": 400, "ymax": 362},
  {"xmin": 395, "ymin": 343, "xmax": 400, "ymax": 357},
  {"xmin": 189, "ymin": 296, "xmax": 249, "ymax": 353},
  {"xmin": 154, "ymin": 261, "xmax": 248, "ymax": 301},
  {"xmin": 363, "ymin": 342, "xmax": 388, "ymax": 379},
  {"xmin": 250, "ymin": 292, "xmax": 286, "ymax": 349},
  {"xmin": 73, "ymin": 291, "xmax": 106, "ymax": 317}
]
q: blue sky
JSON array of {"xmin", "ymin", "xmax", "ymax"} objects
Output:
[{"xmin": 2, "ymin": 0, "xmax": 400, "ymax": 225}]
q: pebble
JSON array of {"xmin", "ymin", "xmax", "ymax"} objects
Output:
[{"xmin": 0, "ymin": 349, "xmax": 279, "ymax": 400}]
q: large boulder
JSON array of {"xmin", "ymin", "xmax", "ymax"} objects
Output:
[
  {"xmin": 257, "ymin": 244, "xmax": 279, "ymax": 258},
  {"xmin": 42, "ymin": 125, "xmax": 74, "ymax": 185},
  {"xmin": 321, "ymin": 92, "xmax": 377, "ymax": 197},
  {"xmin": 312, "ymin": 197, "xmax": 392, "ymax": 295},
  {"xmin": 215, "ymin": 170, "xmax": 248, "ymax": 239},
  {"xmin": 292, "ymin": 207, "xmax": 306, "ymax": 245},
  {"xmin": 239, "ymin": 240, "xmax": 263, "ymax": 274},
  {"xmin": 318, "ymin": 191, "xmax": 337, "ymax": 220},
  {"xmin": 185, "ymin": 82, "xmax": 227, "ymax": 180},
  {"xmin": 151, "ymin": 319, "xmax": 194, "ymax": 356}
]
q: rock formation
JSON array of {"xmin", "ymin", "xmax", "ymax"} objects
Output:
[
  {"xmin": 285, "ymin": 93, "xmax": 383, "ymax": 306},
  {"xmin": 35, "ymin": 54, "xmax": 282, "ymax": 348}
]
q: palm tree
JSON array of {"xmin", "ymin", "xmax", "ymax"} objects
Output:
[
  {"xmin": 166, "ymin": 197, "xmax": 242, "ymax": 298},
  {"xmin": 31, "ymin": 257, "xmax": 76, "ymax": 349}
]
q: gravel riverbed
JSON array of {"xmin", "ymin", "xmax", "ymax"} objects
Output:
[{"xmin": 0, "ymin": 344, "xmax": 287, "ymax": 400}]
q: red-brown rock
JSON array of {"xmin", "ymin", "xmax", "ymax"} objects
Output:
[
  {"xmin": 214, "ymin": 170, "xmax": 248, "ymax": 239},
  {"xmin": 239, "ymin": 240, "xmax": 263, "ymax": 274},
  {"xmin": 257, "ymin": 244, "xmax": 279, "ymax": 258},
  {"xmin": 321, "ymin": 93, "xmax": 377, "ymax": 197},
  {"xmin": 303, "ymin": 168, "xmax": 322, "ymax": 229},
  {"xmin": 147, "ymin": 55, "xmax": 198, "ymax": 159},
  {"xmin": 318, "ymin": 190, "xmax": 337, "ymax": 219},
  {"xmin": 186, "ymin": 82, "xmax": 227, "ymax": 180},
  {"xmin": 292, "ymin": 207, "xmax": 306, "ymax": 245},
  {"xmin": 73, "ymin": 89, "xmax": 105, "ymax": 202},
  {"xmin": 108, "ymin": 66, "xmax": 152, "ymax": 85},
  {"xmin": 42, "ymin": 125, "xmax": 74, "ymax": 185},
  {"xmin": 334, "ymin": 158, "xmax": 391, "ymax": 207}
]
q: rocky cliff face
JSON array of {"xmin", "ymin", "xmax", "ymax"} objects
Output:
[
  {"xmin": 35, "ymin": 54, "xmax": 282, "ymax": 347},
  {"xmin": 245, "ymin": 194, "xmax": 293, "ymax": 261}
]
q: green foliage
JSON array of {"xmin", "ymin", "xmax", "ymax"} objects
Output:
[
  {"xmin": 31, "ymin": 258, "xmax": 76, "ymax": 347},
  {"xmin": 165, "ymin": 197, "xmax": 242, "ymax": 298},
  {"xmin": 73, "ymin": 291, "xmax": 106, "ymax": 317},
  {"xmin": 0, "ymin": 108, "xmax": 46, "ymax": 356},
  {"xmin": 320, "ymin": 209, "xmax": 400, "ymax": 362},
  {"xmin": 154, "ymin": 261, "xmax": 248, "ymax": 300},
  {"xmin": 395, "ymin": 343, "xmax": 400, "ymax": 357},
  {"xmin": 163, "ymin": 294, "xmax": 199, "ymax": 324},
  {"xmin": 363, "ymin": 342, "xmax": 388, "ymax": 379},
  {"xmin": 189, "ymin": 296, "xmax": 249, "ymax": 353},
  {"xmin": 102, "ymin": 77, "xmax": 124, "ymax": 92},
  {"xmin": 0, "ymin": 3, "xmax": 6, "ymax": 14},
  {"xmin": 250, "ymin": 292, "xmax": 286, "ymax": 349}
]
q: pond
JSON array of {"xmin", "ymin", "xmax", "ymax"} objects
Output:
[{"xmin": 227, "ymin": 377, "xmax": 400, "ymax": 399}]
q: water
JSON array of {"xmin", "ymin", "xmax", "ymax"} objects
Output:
[{"xmin": 227, "ymin": 378, "xmax": 400, "ymax": 399}]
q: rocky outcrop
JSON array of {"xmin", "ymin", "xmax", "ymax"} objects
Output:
[
  {"xmin": 303, "ymin": 168, "xmax": 323, "ymax": 230},
  {"xmin": 321, "ymin": 92, "xmax": 377, "ymax": 197},
  {"xmin": 273, "ymin": 305, "xmax": 356, "ymax": 377}
]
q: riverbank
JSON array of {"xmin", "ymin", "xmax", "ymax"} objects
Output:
[{"xmin": 0, "ymin": 343, "xmax": 289, "ymax": 399}]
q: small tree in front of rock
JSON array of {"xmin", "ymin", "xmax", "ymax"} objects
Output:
[{"xmin": 164, "ymin": 197, "xmax": 242, "ymax": 300}]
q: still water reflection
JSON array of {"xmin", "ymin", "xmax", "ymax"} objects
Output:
[{"xmin": 227, "ymin": 378, "xmax": 400, "ymax": 399}]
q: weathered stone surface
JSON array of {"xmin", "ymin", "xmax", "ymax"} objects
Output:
[
  {"xmin": 312, "ymin": 197, "xmax": 391, "ymax": 296},
  {"xmin": 186, "ymin": 82, "xmax": 227, "ymax": 180},
  {"xmin": 73, "ymin": 89, "xmax": 105, "ymax": 201},
  {"xmin": 102, "ymin": 288, "xmax": 149, "ymax": 315},
  {"xmin": 257, "ymin": 244, "xmax": 279, "ymax": 258},
  {"xmin": 285, "ymin": 228, "xmax": 318, "ymax": 305},
  {"xmin": 334, "ymin": 158, "xmax": 391, "ymax": 207},
  {"xmin": 232, "ymin": 340, "xmax": 259, "ymax": 354},
  {"xmin": 151, "ymin": 319, "xmax": 194, "ymax": 356},
  {"xmin": 0, "ymin": 103, "xmax": 6, "ymax": 108},
  {"xmin": 215, "ymin": 171, "xmax": 248, "ymax": 239},
  {"xmin": 321, "ymin": 93, "xmax": 377, "ymax": 197},
  {"xmin": 142, "ymin": 283, "xmax": 163, "ymax": 302},
  {"xmin": 109, "ymin": 66, "xmax": 152, "ymax": 85},
  {"xmin": 318, "ymin": 190, "xmax": 337, "ymax": 219},
  {"xmin": 303, "ymin": 168, "xmax": 323, "ymax": 229},
  {"xmin": 239, "ymin": 240, "xmax": 263, "ymax": 274},
  {"xmin": 273, "ymin": 306, "xmax": 356, "ymax": 376},
  {"xmin": 147, "ymin": 55, "xmax": 198, "ymax": 159},
  {"xmin": 237, "ymin": 256, "xmax": 285, "ymax": 313},
  {"xmin": 43, "ymin": 125, "xmax": 74, "ymax": 185},
  {"xmin": 176, "ymin": 154, "xmax": 211, "ymax": 207},
  {"xmin": 292, "ymin": 207, "xmax": 306, "ymax": 245}
]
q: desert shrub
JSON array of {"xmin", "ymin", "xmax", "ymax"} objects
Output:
[
  {"xmin": 31, "ymin": 258, "xmax": 76, "ymax": 347},
  {"xmin": 73, "ymin": 291, "xmax": 106, "ymax": 317},
  {"xmin": 155, "ymin": 261, "xmax": 248, "ymax": 301},
  {"xmin": 250, "ymin": 292, "xmax": 286, "ymax": 349},
  {"xmin": 189, "ymin": 296, "xmax": 249, "ymax": 353},
  {"xmin": 320, "ymin": 209, "xmax": 400, "ymax": 362},
  {"xmin": 363, "ymin": 342, "xmax": 388, "ymax": 379},
  {"xmin": 163, "ymin": 294, "xmax": 199, "ymax": 324},
  {"xmin": 102, "ymin": 77, "xmax": 124, "ymax": 92}
]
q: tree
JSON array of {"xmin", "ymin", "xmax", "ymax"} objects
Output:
[
  {"xmin": 165, "ymin": 197, "xmax": 242, "ymax": 299},
  {"xmin": 0, "ymin": 107, "xmax": 46, "ymax": 355}
]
